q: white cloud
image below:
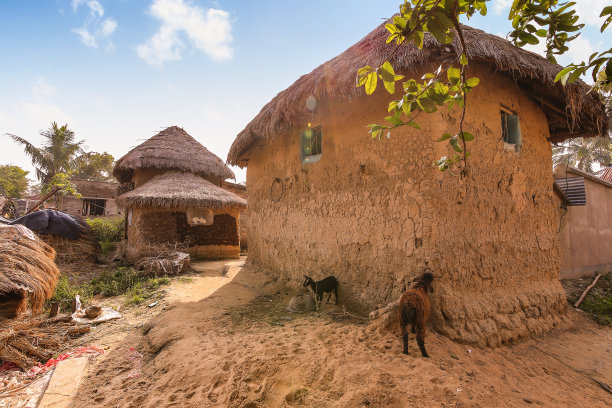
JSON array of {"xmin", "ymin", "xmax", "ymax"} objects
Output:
[
  {"xmin": 15, "ymin": 78, "xmax": 74, "ymax": 129},
  {"xmin": 574, "ymin": 0, "xmax": 609, "ymax": 26},
  {"xmin": 100, "ymin": 18, "xmax": 117, "ymax": 36},
  {"xmin": 87, "ymin": 0, "xmax": 104, "ymax": 17},
  {"xmin": 32, "ymin": 77, "xmax": 56, "ymax": 100},
  {"xmin": 72, "ymin": 27, "xmax": 98, "ymax": 47},
  {"xmin": 493, "ymin": 0, "xmax": 512, "ymax": 16},
  {"xmin": 137, "ymin": 0, "xmax": 233, "ymax": 66},
  {"xmin": 71, "ymin": 2, "xmax": 116, "ymax": 50}
]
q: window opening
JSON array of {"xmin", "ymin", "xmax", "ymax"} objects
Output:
[
  {"xmin": 500, "ymin": 108, "xmax": 521, "ymax": 153},
  {"xmin": 301, "ymin": 124, "xmax": 322, "ymax": 163},
  {"xmin": 83, "ymin": 198, "xmax": 106, "ymax": 216}
]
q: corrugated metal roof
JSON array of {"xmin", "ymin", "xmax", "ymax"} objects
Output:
[
  {"xmin": 596, "ymin": 166, "xmax": 612, "ymax": 184},
  {"xmin": 555, "ymin": 177, "xmax": 586, "ymax": 206}
]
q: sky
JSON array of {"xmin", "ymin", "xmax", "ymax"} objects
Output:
[{"xmin": 1, "ymin": 0, "xmax": 610, "ymax": 184}]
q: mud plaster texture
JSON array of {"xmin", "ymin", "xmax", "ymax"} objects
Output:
[
  {"xmin": 244, "ymin": 64, "xmax": 569, "ymax": 347},
  {"xmin": 126, "ymin": 207, "xmax": 241, "ymax": 261}
]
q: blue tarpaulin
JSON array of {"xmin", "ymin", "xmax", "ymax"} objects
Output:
[{"xmin": 9, "ymin": 209, "xmax": 83, "ymax": 240}]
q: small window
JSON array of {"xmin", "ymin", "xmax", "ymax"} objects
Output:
[
  {"xmin": 83, "ymin": 198, "xmax": 106, "ymax": 216},
  {"xmin": 301, "ymin": 125, "xmax": 322, "ymax": 163},
  {"xmin": 501, "ymin": 109, "xmax": 521, "ymax": 153}
]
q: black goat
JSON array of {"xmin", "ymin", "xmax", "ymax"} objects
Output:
[{"xmin": 302, "ymin": 275, "xmax": 338, "ymax": 308}]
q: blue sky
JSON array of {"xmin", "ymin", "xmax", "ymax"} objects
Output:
[{"xmin": 1, "ymin": 0, "xmax": 610, "ymax": 184}]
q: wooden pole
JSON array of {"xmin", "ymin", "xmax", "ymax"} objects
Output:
[
  {"xmin": 49, "ymin": 302, "xmax": 60, "ymax": 318},
  {"xmin": 25, "ymin": 187, "xmax": 60, "ymax": 215},
  {"xmin": 574, "ymin": 274, "xmax": 602, "ymax": 308}
]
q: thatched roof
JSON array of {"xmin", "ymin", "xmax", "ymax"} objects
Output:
[
  {"xmin": 228, "ymin": 23, "xmax": 608, "ymax": 166},
  {"xmin": 114, "ymin": 126, "xmax": 235, "ymax": 183},
  {"xmin": 0, "ymin": 225, "xmax": 60, "ymax": 318},
  {"xmin": 117, "ymin": 171, "xmax": 247, "ymax": 210}
]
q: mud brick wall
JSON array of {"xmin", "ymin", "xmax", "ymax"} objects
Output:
[
  {"xmin": 174, "ymin": 213, "xmax": 239, "ymax": 246},
  {"xmin": 244, "ymin": 63, "xmax": 569, "ymax": 347}
]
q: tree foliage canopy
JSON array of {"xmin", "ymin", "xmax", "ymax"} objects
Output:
[
  {"xmin": 0, "ymin": 165, "xmax": 29, "ymax": 198},
  {"xmin": 74, "ymin": 152, "xmax": 115, "ymax": 181}
]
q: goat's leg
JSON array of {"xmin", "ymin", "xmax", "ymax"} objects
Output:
[
  {"xmin": 326, "ymin": 292, "xmax": 332, "ymax": 304},
  {"xmin": 400, "ymin": 325, "xmax": 409, "ymax": 355},
  {"xmin": 411, "ymin": 324, "xmax": 416, "ymax": 334},
  {"xmin": 416, "ymin": 326, "xmax": 429, "ymax": 358},
  {"xmin": 334, "ymin": 287, "xmax": 338, "ymax": 305}
]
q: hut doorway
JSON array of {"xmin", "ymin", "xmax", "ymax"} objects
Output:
[{"xmin": 83, "ymin": 198, "xmax": 106, "ymax": 216}]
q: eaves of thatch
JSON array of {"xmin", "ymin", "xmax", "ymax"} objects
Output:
[
  {"xmin": 114, "ymin": 126, "xmax": 235, "ymax": 183},
  {"xmin": 116, "ymin": 171, "xmax": 247, "ymax": 210},
  {"xmin": 228, "ymin": 23, "xmax": 609, "ymax": 167}
]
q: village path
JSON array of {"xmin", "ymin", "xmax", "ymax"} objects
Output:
[{"xmin": 69, "ymin": 261, "xmax": 612, "ymax": 408}]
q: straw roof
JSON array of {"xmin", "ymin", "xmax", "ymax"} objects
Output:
[
  {"xmin": 0, "ymin": 225, "xmax": 60, "ymax": 318},
  {"xmin": 114, "ymin": 126, "xmax": 235, "ymax": 183},
  {"xmin": 228, "ymin": 23, "xmax": 608, "ymax": 166},
  {"xmin": 117, "ymin": 171, "xmax": 247, "ymax": 209}
]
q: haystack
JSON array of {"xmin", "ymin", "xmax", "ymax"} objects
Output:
[
  {"xmin": 38, "ymin": 217, "xmax": 101, "ymax": 263},
  {"xmin": 0, "ymin": 225, "xmax": 60, "ymax": 319}
]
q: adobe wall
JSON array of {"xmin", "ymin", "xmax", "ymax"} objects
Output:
[
  {"xmin": 555, "ymin": 173, "xmax": 612, "ymax": 279},
  {"xmin": 245, "ymin": 63, "xmax": 568, "ymax": 347},
  {"xmin": 126, "ymin": 206, "xmax": 240, "ymax": 261}
]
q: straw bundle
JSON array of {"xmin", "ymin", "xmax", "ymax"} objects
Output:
[
  {"xmin": 38, "ymin": 217, "xmax": 101, "ymax": 263},
  {"xmin": 0, "ymin": 317, "xmax": 91, "ymax": 370},
  {"xmin": 0, "ymin": 226, "xmax": 60, "ymax": 319},
  {"xmin": 135, "ymin": 251, "xmax": 190, "ymax": 276}
]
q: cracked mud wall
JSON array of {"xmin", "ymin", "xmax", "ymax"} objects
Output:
[{"xmin": 245, "ymin": 64, "xmax": 568, "ymax": 347}]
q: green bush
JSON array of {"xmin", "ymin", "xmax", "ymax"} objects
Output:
[{"xmin": 86, "ymin": 216, "xmax": 124, "ymax": 242}]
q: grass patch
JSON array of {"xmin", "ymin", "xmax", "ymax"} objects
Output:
[
  {"xmin": 50, "ymin": 267, "xmax": 171, "ymax": 310},
  {"xmin": 576, "ymin": 274, "xmax": 612, "ymax": 325},
  {"xmin": 100, "ymin": 241, "xmax": 116, "ymax": 255}
]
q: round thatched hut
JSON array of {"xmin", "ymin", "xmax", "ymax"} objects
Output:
[
  {"xmin": 227, "ymin": 23, "xmax": 608, "ymax": 347},
  {"xmin": 114, "ymin": 127, "xmax": 246, "ymax": 261}
]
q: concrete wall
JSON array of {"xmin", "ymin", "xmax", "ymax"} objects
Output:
[
  {"xmin": 244, "ymin": 63, "xmax": 568, "ymax": 347},
  {"xmin": 555, "ymin": 170, "xmax": 612, "ymax": 279}
]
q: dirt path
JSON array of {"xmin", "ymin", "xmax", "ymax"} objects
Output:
[{"xmin": 73, "ymin": 262, "xmax": 611, "ymax": 408}]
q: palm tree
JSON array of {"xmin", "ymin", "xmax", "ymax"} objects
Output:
[
  {"xmin": 552, "ymin": 136, "xmax": 612, "ymax": 174},
  {"xmin": 7, "ymin": 122, "xmax": 84, "ymax": 184}
]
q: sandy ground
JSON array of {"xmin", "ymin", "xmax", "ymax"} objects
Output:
[{"xmin": 69, "ymin": 261, "xmax": 612, "ymax": 408}]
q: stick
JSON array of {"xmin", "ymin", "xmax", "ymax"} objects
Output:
[
  {"xmin": 25, "ymin": 187, "xmax": 60, "ymax": 215},
  {"xmin": 574, "ymin": 274, "xmax": 602, "ymax": 308}
]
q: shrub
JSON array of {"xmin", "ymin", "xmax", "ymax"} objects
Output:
[{"xmin": 86, "ymin": 216, "xmax": 124, "ymax": 243}]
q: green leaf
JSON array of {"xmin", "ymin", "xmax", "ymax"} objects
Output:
[
  {"xmin": 417, "ymin": 97, "xmax": 437, "ymax": 113},
  {"xmin": 384, "ymin": 80, "xmax": 395, "ymax": 94},
  {"xmin": 460, "ymin": 132, "xmax": 474, "ymax": 141},
  {"xmin": 364, "ymin": 72, "xmax": 377, "ymax": 95},
  {"xmin": 433, "ymin": 11, "xmax": 454, "ymax": 31},
  {"xmin": 554, "ymin": 66, "xmax": 574, "ymax": 83},
  {"xmin": 459, "ymin": 53, "xmax": 468, "ymax": 66},
  {"xmin": 357, "ymin": 66, "xmax": 373, "ymax": 76},
  {"xmin": 438, "ymin": 133, "xmax": 452, "ymax": 142},
  {"xmin": 447, "ymin": 67, "xmax": 461, "ymax": 85},
  {"xmin": 465, "ymin": 77, "xmax": 480, "ymax": 87},
  {"xmin": 407, "ymin": 121, "xmax": 421, "ymax": 129}
]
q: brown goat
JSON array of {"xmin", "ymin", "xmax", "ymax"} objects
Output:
[{"xmin": 398, "ymin": 272, "xmax": 434, "ymax": 357}]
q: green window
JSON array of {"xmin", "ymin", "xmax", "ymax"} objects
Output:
[
  {"xmin": 301, "ymin": 125, "xmax": 322, "ymax": 163},
  {"xmin": 501, "ymin": 109, "xmax": 521, "ymax": 152}
]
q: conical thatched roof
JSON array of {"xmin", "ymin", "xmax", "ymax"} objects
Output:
[
  {"xmin": 114, "ymin": 126, "xmax": 235, "ymax": 183},
  {"xmin": 117, "ymin": 171, "xmax": 246, "ymax": 210},
  {"xmin": 228, "ymin": 23, "xmax": 608, "ymax": 166}
]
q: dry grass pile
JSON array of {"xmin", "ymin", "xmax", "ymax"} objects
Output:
[
  {"xmin": 135, "ymin": 251, "xmax": 190, "ymax": 276},
  {"xmin": 0, "ymin": 226, "xmax": 60, "ymax": 319},
  {"xmin": 0, "ymin": 317, "xmax": 90, "ymax": 370},
  {"xmin": 39, "ymin": 217, "xmax": 101, "ymax": 263}
]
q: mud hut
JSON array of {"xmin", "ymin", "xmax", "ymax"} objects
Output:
[
  {"xmin": 0, "ymin": 225, "xmax": 60, "ymax": 319},
  {"xmin": 227, "ymin": 23, "xmax": 608, "ymax": 347},
  {"xmin": 114, "ymin": 127, "xmax": 245, "ymax": 261}
]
